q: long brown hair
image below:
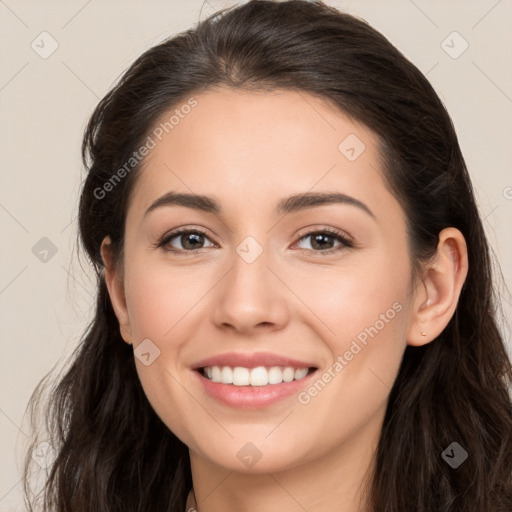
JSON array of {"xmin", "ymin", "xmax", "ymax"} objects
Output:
[{"xmin": 23, "ymin": 1, "xmax": 512, "ymax": 510}]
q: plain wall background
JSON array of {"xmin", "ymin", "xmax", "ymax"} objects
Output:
[{"xmin": 1, "ymin": 0, "xmax": 511, "ymax": 509}]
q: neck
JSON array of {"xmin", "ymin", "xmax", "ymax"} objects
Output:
[{"xmin": 188, "ymin": 409, "xmax": 383, "ymax": 512}]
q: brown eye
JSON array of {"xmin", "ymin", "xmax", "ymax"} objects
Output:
[
  {"xmin": 158, "ymin": 229, "xmax": 215, "ymax": 253},
  {"xmin": 295, "ymin": 229, "xmax": 353, "ymax": 254}
]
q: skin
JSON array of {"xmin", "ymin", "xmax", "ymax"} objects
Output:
[{"xmin": 101, "ymin": 87, "xmax": 468, "ymax": 512}]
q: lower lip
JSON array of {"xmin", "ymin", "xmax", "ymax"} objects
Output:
[{"xmin": 193, "ymin": 369, "xmax": 318, "ymax": 408}]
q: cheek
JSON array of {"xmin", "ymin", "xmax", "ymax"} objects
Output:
[
  {"xmin": 285, "ymin": 248, "xmax": 411, "ymax": 413},
  {"xmin": 123, "ymin": 257, "xmax": 209, "ymax": 341},
  {"xmin": 288, "ymin": 272, "xmax": 409, "ymax": 461},
  {"xmin": 285, "ymin": 249, "xmax": 411, "ymax": 347},
  {"xmin": 121, "ymin": 258, "xmax": 201, "ymax": 445}
]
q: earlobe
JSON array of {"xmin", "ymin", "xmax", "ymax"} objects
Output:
[
  {"xmin": 100, "ymin": 236, "xmax": 132, "ymax": 345},
  {"xmin": 407, "ymin": 227, "xmax": 468, "ymax": 347}
]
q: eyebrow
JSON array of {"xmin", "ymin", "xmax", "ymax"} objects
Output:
[{"xmin": 144, "ymin": 191, "xmax": 375, "ymax": 219}]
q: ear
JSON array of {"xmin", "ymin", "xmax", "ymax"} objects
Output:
[
  {"xmin": 100, "ymin": 236, "xmax": 132, "ymax": 345},
  {"xmin": 407, "ymin": 227, "xmax": 468, "ymax": 347}
]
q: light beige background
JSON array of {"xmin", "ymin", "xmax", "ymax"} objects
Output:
[{"xmin": 1, "ymin": 0, "xmax": 511, "ymax": 509}]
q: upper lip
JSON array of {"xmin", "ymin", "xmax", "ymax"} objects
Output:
[{"xmin": 191, "ymin": 352, "xmax": 317, "ymax": 370}]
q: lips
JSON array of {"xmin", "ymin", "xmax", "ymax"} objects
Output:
[
  {"xmin": 191, "ymin": 352, "xmax": 319, "ymax": 408},
  {"xmin": 191, "ymin": 351, "xmax": 316, "ymax": 370}
]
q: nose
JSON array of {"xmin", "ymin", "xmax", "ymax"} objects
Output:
[{"xmin": 211, "ymin": 245, "xmax": 290, "ymax": 336}]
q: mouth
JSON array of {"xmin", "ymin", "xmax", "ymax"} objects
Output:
[
  {"xmin": 191, "ymin": 352, "xmax": 320, "ymax": 408},
  {"xmin": 196, "ymin": 365, "xmax": 317, "ymax": 386}
]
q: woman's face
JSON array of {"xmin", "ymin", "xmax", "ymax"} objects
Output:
[{"xmin": 108, "ymin": 87, "xmax": 419, "ymax": 473}]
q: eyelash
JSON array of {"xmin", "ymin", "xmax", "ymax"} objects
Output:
[{"xmin": 155, "ymin": 227, "xmax": 354, "ymax": 256}]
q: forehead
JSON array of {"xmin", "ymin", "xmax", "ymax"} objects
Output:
[{"xmin": 128, "ymin": 86, "xmax": 394, "ymax": 221}]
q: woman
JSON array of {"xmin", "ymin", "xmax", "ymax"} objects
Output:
[{"xmin": 23, "ymin": 1, "xmax": 512, "ymax": 510}]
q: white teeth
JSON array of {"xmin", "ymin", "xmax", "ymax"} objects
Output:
[
  {"xmin": 233, "ymin": 367, "xmax": 250, "ymax": 386},
  {"xmin": 211, "ymin": 366, "xmax": 221, "ymax": 383},
  {"xmin": 282, "ymin": 367, "xmax": 295, "ymax": 382},
  {"xmin": 294, "ymin": 368, "xmax": 309, "ymax": 380},
  {"xmin": 268, "ymin": 366, "xmax": 283, "ymax": 384},
  {"xmin": 202, "ymin": 365, "xmax": 312, "ymax": 386},
  {"xmin": 221, "ymin": 366, "xmax": 233, "ymax": 384},
  {"xmin": 250, "ymin": 367, "xmax": 269, "ymax": 386}
]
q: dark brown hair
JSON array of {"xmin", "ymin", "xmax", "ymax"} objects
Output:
[{"xmin": 23, "ymin": 1, "xmax": 512, "ymax": 510}]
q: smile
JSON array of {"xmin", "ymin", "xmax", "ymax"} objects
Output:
[
  {"xmin": 200, "ymin": 365, "xmax": 314, "ymax": 386},
  {"xmin": 191, "ymin": 352, "xmax": 319, "ymax": 407}
]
